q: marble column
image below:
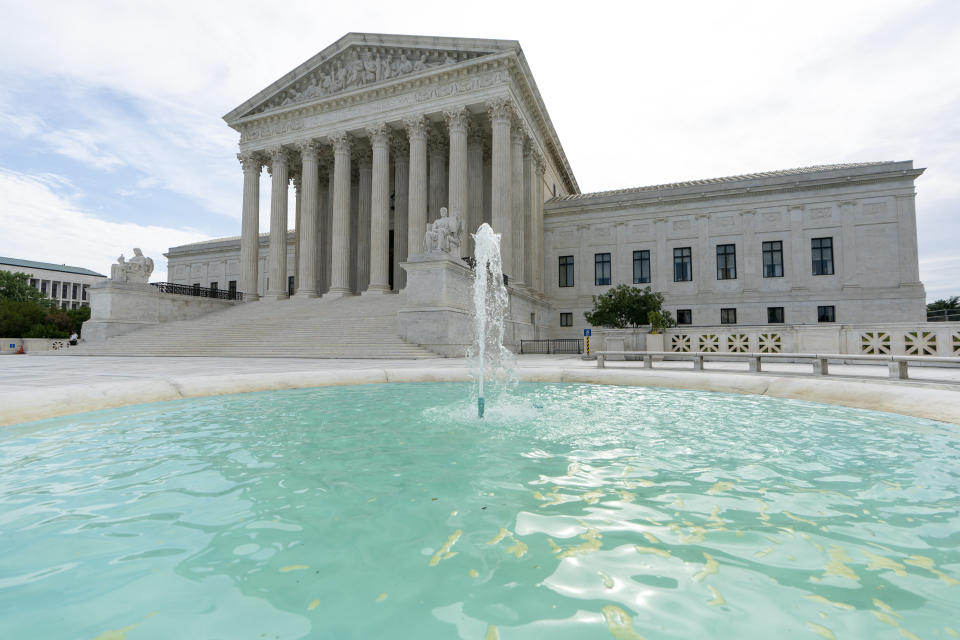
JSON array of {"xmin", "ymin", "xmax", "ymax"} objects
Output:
[
  {"xmin": 327, "ymin": 132, "xmax": 353, "ymax": 297},
  {"xmin": 445, "ymin": 106, "xmax": 469, "ymax": 256},
  {"xmin": 511, "ymin": 125, "xmax": 526, "ymax": 286},
  {"xmin": 238, "ymin": 152, "xmax": 262, "ymax": 301},
  {"xmin": 428, "ymin": 128, "xmax": 447, "ymax": 220},
  {"xmin": 324, "ymin": 163, "xmax": 335, "ymax": 293},
  {"xmin": 366, "ymin": 123, "xmax": 391, "ymax": 293},
  {"xmin": 393, "ymin": 135, "xmax": 410, "ymax": 290},
  {"xmin": 296, "ymin": 141, "xmax": 320, "ymax": 297},
  {"xmin": 405, "ymin": 115, "xmax": 428, "ymax": 256},
  {"xmin": 523, "ymin": 143, "xmax": 534, "ymax": 287},
  {"xmin": 265, "ymin": 146, "xmax": 290, "ymax": 299},
  {"xmin": 488, "ymin": 98, "xmax": 513, "ymax": 278},
  {"xmin": 467, "ymin": 123, "xmax": 485, "ymax": 254},
  {"xmin": 356, "ymin": 147, "xmax": 373, "ymax": 292},
  {"xmin": 532, "ymin": 152, "xmax": 546, "ymax": 292},
  {"xmin": 316, "ymin": 162, "xmax": 329, "ymax": 295},
  {"xmin": 292, "ymin": 173, "xmax": 302, "ymax": 295}
]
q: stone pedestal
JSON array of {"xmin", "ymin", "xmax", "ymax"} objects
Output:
[
  {"xmin": 398, "ymin": 252, "xmax": 474, "ymax": 357},
  {"xmin": 82, "ymin": 281, "xmax": 237, "ymax": 342}
]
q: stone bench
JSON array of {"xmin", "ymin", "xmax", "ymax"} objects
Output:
[{"xmin": 595, "ymin": 351, "xmax": 960, "ymax": 380}]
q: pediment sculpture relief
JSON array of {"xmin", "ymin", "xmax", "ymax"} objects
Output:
[{"xmin": 248, "ymin": 47, "xmax": 489, "ymax": 116}]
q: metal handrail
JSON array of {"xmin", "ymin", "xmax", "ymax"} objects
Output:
[{"xmin": 150, "ymin": 282, "xmax": 243, "ymax": 301}]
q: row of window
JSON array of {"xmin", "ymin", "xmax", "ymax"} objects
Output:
[
  {"xmin": 559, "ymin": 305, "xmax": 836, "ymax": 327},
  {"xmin": 558, "ymin": 238, "xmax": 835, "ymax": 287},
  {"xmin": 29, "ymin": 278, "xmax": 90, "ymax": 301}
]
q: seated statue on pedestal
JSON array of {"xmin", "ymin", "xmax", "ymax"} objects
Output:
[
  {"xmin": 423, "ymin": 207, "xmax": 463, "ymax": 254},
  {"xmin": 111, "ymin": 248, "xmax": 155, "ymax": 283}
]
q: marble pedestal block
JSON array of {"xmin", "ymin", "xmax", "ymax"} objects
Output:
[
  {"xmin": 397, "ymin": 252, "xmax": 474, "ymax": 357},
  {"xmin": 82, "ymin": 281, "xmax": 237, "ymax": 343},
  {"xmin": 398, "ymin": 252, "xmax": 551, "ymax": 357}
]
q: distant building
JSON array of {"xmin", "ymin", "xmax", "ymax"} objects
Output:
[{"xmin": 0, "ymin": 257, "xmax": 107, "ymax": 309}]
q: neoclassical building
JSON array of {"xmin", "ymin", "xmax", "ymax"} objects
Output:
[{"xmin": 167, "ymin": 32, "xmax": 926, "ymax": 344}]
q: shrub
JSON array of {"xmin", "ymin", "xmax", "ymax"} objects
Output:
[{"xmin": 584, "ymin": 285, "xmax": 668, "ymax": 329}]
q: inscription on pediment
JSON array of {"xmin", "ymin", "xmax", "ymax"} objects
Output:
[{"xmin": 247, "ymin": 46, "xmax": 493, "ymax": 117}]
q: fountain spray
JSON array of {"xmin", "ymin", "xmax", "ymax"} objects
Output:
[{"xmin": 469, "ymin": 223, "xmax": 513, "ymax": 418}]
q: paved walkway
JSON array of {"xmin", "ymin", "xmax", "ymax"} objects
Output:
[{"xmin": 2, "ymin": 354, "xmax": 959, "ymax": 426}]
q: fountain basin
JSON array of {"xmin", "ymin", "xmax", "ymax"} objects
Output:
[{"xmin": 2, "ymin": 382, "xmax": 957, "ymax": 638}]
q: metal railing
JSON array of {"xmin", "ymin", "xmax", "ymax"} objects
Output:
[
  {"xmin": 520, "ymin": 339, "xmax": 584, "ymax": 354},
  {"xmin": 927, "ymin": 309, "xmax": 960, "ymax": 322},
  {"xmin": 150, "ymin": 282, "xmax": 243, "ymax": 301}
]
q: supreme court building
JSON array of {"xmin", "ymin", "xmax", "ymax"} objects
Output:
[{"xmin": 166, "ymin": 33, "xmax": 926, "ymax": 343}]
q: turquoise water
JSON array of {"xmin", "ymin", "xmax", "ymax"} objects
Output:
[{"xmin": 1, "ymin": 383, "xmax": 958, "ymax": 639}]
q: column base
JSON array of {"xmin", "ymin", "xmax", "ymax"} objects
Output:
[
  {"xmin": 244, "ymin": 294, "xmax": 260, "ymax": 302},
  {"xmin": 262, "ymin": 291, "xmax": 289, "ymax": 301},
  {"xmin": 294, "ymin": 290, "xmax": 320, "ymax": 299},
  {"xmin": 324, "ymin": 288, "xmax": 355, "ymax": 299},
  {"xmin": 361, "ymin": 285, "xmax": 392, "ymax": 295}
]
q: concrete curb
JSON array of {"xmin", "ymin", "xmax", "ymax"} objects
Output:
[{"xmin": 2, "ymin": 365, "xmax": 959, "ymax": 427}]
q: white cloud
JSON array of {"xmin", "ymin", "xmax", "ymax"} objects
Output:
[{"xmin": 0, "ymin": 169, "xmax": 210, "ymax": 282}]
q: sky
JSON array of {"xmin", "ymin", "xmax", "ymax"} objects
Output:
[{"xmin": 0, "ymin": 0, "xmax": 957, "ymax": 300}]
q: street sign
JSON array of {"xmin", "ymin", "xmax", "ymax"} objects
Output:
[{"xmin": 583, "ymin": 328, "xmax": 592, "ymax": 337}]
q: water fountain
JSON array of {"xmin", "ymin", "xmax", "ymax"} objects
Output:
[{"xmin": 469, "ymin": 223, "xmax": 514, "ymax": 417}]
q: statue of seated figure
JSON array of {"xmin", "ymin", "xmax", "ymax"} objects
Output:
[
  {"xmin": 423, "ymin": 207, "xmax": 463, "ymax": 254},
  {"xmin": 111, "ymin": 248, "xmax": 155, "ymax": 283}
]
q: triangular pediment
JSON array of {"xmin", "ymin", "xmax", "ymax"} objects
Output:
[{"xmin": 226, "ymin": 33, "xmax": 516, "ymax": 123}]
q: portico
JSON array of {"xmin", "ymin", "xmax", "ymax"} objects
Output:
[{"xmin": 227, "ymin": 34, "xmax": 576, "ymax": 302}]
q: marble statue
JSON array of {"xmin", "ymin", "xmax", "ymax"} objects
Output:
[
  {"xmin": 423, "ymin": 207, "xmax": 463, "ymax": 254},
  {"xmin": 111, "ymin": 248, "xmax": 154, "ymax": 283}
]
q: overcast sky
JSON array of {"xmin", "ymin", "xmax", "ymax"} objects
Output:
[{"xmin": 0, "ymin": 0, "xmax": 957, "ymax": 300}]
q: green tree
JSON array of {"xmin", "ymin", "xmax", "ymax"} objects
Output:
[
  {"xmin": 0, "ymin": 271, "xmax": 51, "ymax": 305},
  {"xmin": 584, "ymin": 285, "xmax": 670, "ymax": 329},
  {"xmin": 927, "ymin": 296, "xmax": 959, "ymax": 312}
]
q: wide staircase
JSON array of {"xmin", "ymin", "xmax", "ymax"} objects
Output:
[{"xmin": 68, "ymin": 295, "xmax": 439, "ymax": 359}]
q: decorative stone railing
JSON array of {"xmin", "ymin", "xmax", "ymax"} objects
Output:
[{"xmin": 655, "ymin": 323, "xmax": 960, "ymax": 357}]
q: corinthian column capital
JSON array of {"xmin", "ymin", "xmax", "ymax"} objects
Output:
[
  {"xmin": 486, "ymin": 96, "xmax": 514, "ymax": 124},
  {"xmin": 403, "ymin": 114, "xmax": 428, "ymax": 141},
  {"xmin": 328, "ymin": 131, "xmax": 353, "ymax": 154},
  {"xmin": 366, "ymin": 122, "xmax": 390, "ymax": 147},
  {"xmin": 511, "ymin": 123, "xmax": 527, "ymax": 146},
  {"xmin": 443, "ymin": 106, "xmax": 469, "ymax": 134},
  {"xmin": 297, "ymin": 140, "xmax": 322, "ymax": 159},
  {"xmin": 237, "ymin": 151, "xmax": 263, "ymax": 173}
]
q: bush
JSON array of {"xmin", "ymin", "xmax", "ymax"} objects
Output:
[{"xmin": 584, "ymin": 285, "xmax": 669, "ymax": 329}]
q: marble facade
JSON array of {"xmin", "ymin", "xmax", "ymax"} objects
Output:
[{"xmin": 166, "ymin": 33, "xmax": 926, "ymax": 346}]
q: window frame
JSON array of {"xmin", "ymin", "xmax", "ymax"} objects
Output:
[
  {"xmin": 558, "ymin": 255, "xmax": 574, "ymax": 288},
  {"xmin": 673, "ymin": 247, "xmax": 692, "ymax": 282},
  {"xmin": 594, "ymin": 252, "xmax": 611, "ymax": 286},
  {"xmin": 560, "ymin": 312, "xmax": 573, "ymax": 327},
  {"xmin": 812, "ymin": 237, "xmax": 835, "ymax": 276},
  {"xmin": 676, "ymin": 309, "xmax": 692, "ymax": 325},
  {"xmin": 767, "ymin": 306, "xmax": 785, "ymax": 324},
  {"xmin": 762, "ymin": 240, "xmax": 784, "ymax": 278},
  {"xmin": 720, "ymin": 308, "xmax": 737, "ymax": 324},
  {"xmin": 632, "ymin": 250, "xmax": 650, "ymax": 284},
  {"xmin": 817, "ymin": 305, "xmax": 836, "ymax": 323},
  {"xmin": 716, "ymin": 244, "xmax": 737, "ymax": 280}
]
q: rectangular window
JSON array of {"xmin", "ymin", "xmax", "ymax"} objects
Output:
[
  {"xmin": 716, "ymin": 244, "xmax": 737, "ymax": 280},
  {"xmin": 633, "ymin": 250, "xmax": 650, "ymax": 284},
  {"xmin": 72, "ymin": 284, "xmax": 79, "ymax": 299},
  {"xmin": 560, "ymin": 312, "xmax": 573, "ymax": 327},
  {"xmin": 210, "ymin": 281, "xmax": 218, "ymax": 291},
  {"xmin": 594, "ymin": 253, "xmax": 611, "ymax": 286},
  {"xmin": 720, "ymin": 308, "xmax": 737, "ymax": 324},
  {"xmin": 677, "ymin": 309, "xmax": 692, "ymax": 325},
  {"xmin": 558, "ymin": 255, "xmax": 574, "ymax": 287},
  {"xmin": 812, "ymin": 237, "xmax": 834, "ymax": 275},
  {"xmin": 767, "ymin": 307, "xmax": 785, "ymax": 323},
  {"xmin": 762, "ymin": 241, "xmax": 784, "ymax": 277},
  {"xmin": 228, "ymin": 280, "xmax": 237, "ymax": 299},
  {"xmin": 71, "ymin": 301, "xmax": 78, "ymax": 309},
  {"xmin": 673, "ymin": 247, "xmax": 692, "ymax": 282},
  {"xmin": 41, "ymin": 281, "xmax": 48, "ymax": 295},
  {"xmin": 82, "ymin": 285, "xmax": 88, "ymax": 301},
  {"xmin": 52, "ymin": 282, "xmax": 59, "ymax": 298},
  {"xmin": 30, "ymin": 278, "xmax": 38, "ymax": 289},
  {"xmin": 288, "ymin": 275, "xmax": 295, "ymax": 297},
  {"xmin": 818, "ymin": 305, "xmax": 836, "ymax": 322}
]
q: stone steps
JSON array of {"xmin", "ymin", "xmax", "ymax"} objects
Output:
[{"xmin": 69, "ymin": 295, "xmax": 441, "ymax": 358}]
